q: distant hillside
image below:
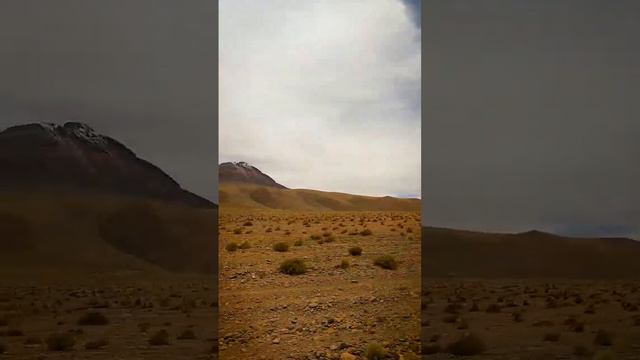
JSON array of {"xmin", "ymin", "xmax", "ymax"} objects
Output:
[
  {"xmin": 219, "ymin": 182, "xmax": 420, "ymax": 211},
  {"xmin": 423, "ymin": 226, "xmax": 640, "ymax": 279},
  {"xmin": 219, "ymin": 162, "xmax": 419, "ymax": 211},
  {"xmin": 0, "ymin": 192, "xmax": 217, "ymax": 275}
]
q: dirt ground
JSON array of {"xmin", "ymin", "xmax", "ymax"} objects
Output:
[
  {"xmin": 218, "ymin": 210, "xmax": 421, "ymax": 360},
  {"xmin": 422, "ymin": 279, "xmax": 640, "ymax": 359},
  {"xmin": 0, "ymin": 274, "xmax": 218, "ymax": 359}
]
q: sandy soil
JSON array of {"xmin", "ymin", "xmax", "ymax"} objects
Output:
[{"xmin": 219, "ymin": 210, "xmax": 421, "ymax": 360}]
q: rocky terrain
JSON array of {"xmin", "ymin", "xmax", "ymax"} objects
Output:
[{"xmin": 421, "ymin": 227, "xmax": 640, "ymax": 359}]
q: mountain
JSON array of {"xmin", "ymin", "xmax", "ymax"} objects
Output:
[
  {"xmin": 219, "ymin": 161, "xmax": 287, "ymax": 189},
  {"xmin": 0, "ymin": 122, "xmax": 216, "ymax": 275},
  {"xmin": 0, "ymin": 122, "xmax": 215, "ymax": 208},
  {"xmin": 422, "ymin": 226, "xmax": 640, "ymax": 279},
  {"xmin": 219, "ymin": 162, "xmax": 420, "ymax": 211}
]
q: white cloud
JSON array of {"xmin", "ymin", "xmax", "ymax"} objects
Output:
[{"xmin": 220, "ymin": 0, "xmax": 420, "ymax": 198}]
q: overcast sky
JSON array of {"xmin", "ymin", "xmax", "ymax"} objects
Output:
[
  {"xmin": 219, "ymin": 0, "xmax": 421, "ymax": 198},
  {"xmin": 0, "ymin": 0, "xmax": 217, "ymax": 202},
  {"xmin": 424, "ymin": 1, "xmax": 640, "ymax": 239}
]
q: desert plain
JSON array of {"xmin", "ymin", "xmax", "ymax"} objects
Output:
[{"xmin": 218, "ymin": 209, "xmax": 421, "ymax": 360}]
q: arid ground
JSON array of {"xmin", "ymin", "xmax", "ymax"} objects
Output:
[
  {"xmin": 421, "ymin": 227, "xmax": 640, "ymax": 359},
  {"xmin": 0, "ymin": 273, "xmax": 218, "ymax": 359},
  {"xmin": 422, "ymin": 279, "xmax": 640, "ymax": 359},
  {"xmin": 219, "ymin": 209, "xmax": 421, "ymax": 360},
  {"xmin": 0, "ymin": 192, "xmax": 218, "ymax": 359}
]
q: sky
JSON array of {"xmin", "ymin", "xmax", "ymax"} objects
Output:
[
  {"xmin": 423, "ymin": 1, "xmax": 640, "ymax": 239},
  {"xmin": 219, "ymin": 0, "xmax": 421, "ymax": 198},
  {"xmin": 0, "ymin": 0, "xmax": 217, "ymax": 202}
]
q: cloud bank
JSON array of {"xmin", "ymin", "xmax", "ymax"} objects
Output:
[
  {"xmin": 423, "ymin": 1, "xmax": 640, "ymax": 239},
  {"xmin": 219, "ymin": 0, "xmax": 421, "ymax": 198}
]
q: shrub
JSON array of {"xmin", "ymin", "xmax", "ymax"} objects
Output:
[
  {"xmin": 572, "ymin": 322, "xmax": 585, "ymax": 333},
  {"xmin": 446, "ymin": 333, "xmax": 486, "ymax": 355},
  {"xmin": 279, "ymin": 259, "xmax": 306, "ymax": 275},
  {"xmin": 177, "ymin": 329, "xmax": 196, "ymax": 340},
  {"xmin": 442, "ymin": 315, "xmax": 458, "ymax": 323},
  {"xmin": 138, "ymin": 322, "xmax": 151, "ymax": 332},
  {"xmin": 512, "ymin": 311, "xmax": 524, "ymax": 322},
  {"xmin": 24, "ymin": 336, "xmax": 41, "ymax": 345},
  {"xmin": 339, "ymin": 260, "xmax": 350, "ymax": 269},
  {"xmin": 486, "ymin": 304, "xmax": 501, "ymax": 313},
  {"xmin": 593, "ymin": 350, "xmax": 617, "ymax": 360},
  {"xmin": 422, "ymin": 343, "xmax": 441, "ymax": 354},
  {"xmin": 225, "ymin": 242, "xmax": 238, "ymax": 252},
  {"xmin": 46, "ymin": 333, "xmax": 75, "ymax": 351},
  {"xmin": 360, "ymin": 229, "xmax": 373, "ymax": 236},
  {"xmin": 294, "ymin": 240, "xmax": 303, "ymax": 246},
  {"xmin": 543, "ymin": 332, "xmax": 560, "ymax": 342},
  {"xmin": 349, "ymin": 246, "xmax": 362, "ymax": 256},
  {"xmin": 593, "ymin": 329, "xmax": 613, "ymax": 346},
  {"xmin": 77, "ymin": 311, "xmax": 109, "ymax": 326},
  {"xmin": 444, "ymin": 303, "xmax": 461, "ymax": 314},
  {"xmin": 148, "ymin": 329, "xmax": 170, "ymax": 346},
  {"xmin": 272, "ymin": 242, "xmax": 289, "ymax": 252},
  {"xmin": 365, "ymin": 342, "xmax": 386, "ymax": 360},
  {"xmin": 233, "ymin": 228, "xmax": 242, "ymax": 234},
  {"xmin": 5, "ymin": 328, "xmax": 23, "ymax": 336},
  {"xmin": 573, "ymin": 344, "xmax": 590, "ymax": 356},
  {"xmin": 85, "ymin": 338, "xmax": 109, "ymax": 350},
  {"xmin": 239, "ymin": 241, "xmax": 251, "ymax": 250},
  {"xmin": 469, "ymin": 302, "xmax": 480, "ymax": 312},
  {"xmin": 373, "ymin": 255, "xmax": 398, "ymax": 270}
]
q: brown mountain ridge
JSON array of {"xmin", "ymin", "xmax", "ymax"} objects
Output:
[
  {"xmin": 423, "ymin": 226, "xmax": 640, "ymax": 279},
  {"xmin": 0, "ymin": 122, "xmax": 215, "ymax": 208},
  {"xmin": 219, "ymin": 162, "xmax": 420, "ymax": 211}
]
